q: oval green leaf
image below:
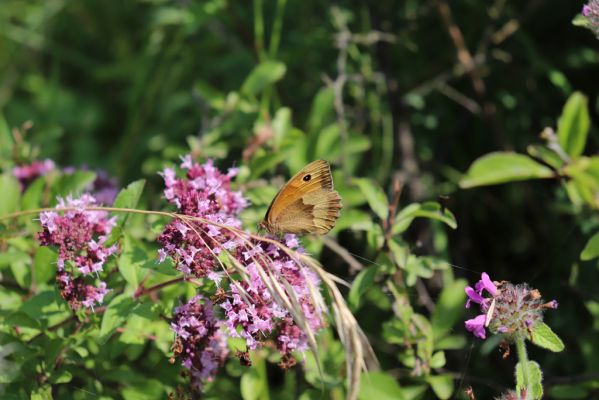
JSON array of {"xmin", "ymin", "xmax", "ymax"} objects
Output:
[
  {"xmin": 581, "ymin": 231, "xmax": 599, "ymax": 261},
  {"xmin": 558, "ymin": 92, "xmax": 590, "ymax": 159},
  {"xmin": 460, "ymin": 152, "xmax": 554, "ymax": 188}
]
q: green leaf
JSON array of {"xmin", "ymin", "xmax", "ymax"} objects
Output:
[
  {"xmin": 49, "ymin": 369, "xmax": 72, "ymax": 384},
  {"xmin": 460, "ymin": 152, "xmax": 554, "ymax": 188},
  {"xmin": 10, "ymin": 257, "xmax": 30, "ymax": 289},
  {"xmin": 348, "ymin": 265, "xmax": 379, "ymax": 309},
  {"xmin": 359, "ymin": 371, "xmax": 406, "ymax": 400},
  {"xmin": 531, "ymin": 322, "xmax": 565, "ymax": 352},
  {"xmin": 557, "ymin": 92, "xmax": 590, "ymax": 159},
  {"xmin": 353, "ymin": 178, "xmax": 389, "ymax": 220},
  {"xmin": 393, "ymin": 202, "xmax": 457, "ymax": 235},
  {"xmin": 118, "ymin": 234, "xmax": 146, "ymax": 289},
  {"xmin": 0, "ymin": 250, "xmax": 29, "ymax": 270},
  {"xmin": 20, "ymin": 290, "xmax": 65, "ymax": 321},
  {"xmin": 33, "ymin": 246, "xmax": 56, "ymax": 285},
  {"xmin": 53, "ymin": 171, "xmax": 96, "ymax": 198},
  {"xmin": 240, "ymin": 369, "xmax": 267, "ymax": 400},
  {"xmin": 113, "ymin": 179, "xmax": 145, "ymax": 228},
  {"xmin": 307, "ymin": 87, "xmax": 334, "ymax": 134},
  {"xmin": 31, "ymin": 385, "xmax": 53, "ymax": 400},
  {"xmin": 3, "ymin": 311, "xmax": 42, "ymax": 330},
  {"xmin": 580, "ymin": 231, "xmax": 599, "ymax": 260},
  {"xmin": 241, "ymin": 61, "xmax": 286, "ymax": 96},
  {"xmin": 425, "ymin": 374, "xmax": 454, "ymax": 400},
  {"xmin": 431, "ymin": 279, "xmax": 467, "ymax": 338},
  {"xmin": 100, "ymin": 294, "xmax": 138, "ymax": 343},
  {"xmin": 430, "ymin": 351, "xmax": 446, "ymax": 368},
  {"xmin": 527, "ymin": 144, "xmax": 564, "ymax": 170},
  {"xmin": 0, "ymin": 113, "xmax": 12, "ymax": 159},
  {"xmin": 516, "ymin": 360, "xmax": 543, "ymax": 399},
  {"xmin": 21, "ymin": 177, "xmax": 46, "ymax": 210},
  {"xmin": 0, "ymin": 173, "xmax": 21, "ymax": 217}
]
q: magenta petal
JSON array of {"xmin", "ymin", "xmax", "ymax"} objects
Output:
[
  {"xmin": 465, "ymin": 286, "xmax": 484, "ymax": 305},
  {"xmin": 465, "ymin": 314, "xmax": 487, "ymax": 339},
  {"xmin": 475, "ymin": 272, "xmax": 497, "ymax": 296}
]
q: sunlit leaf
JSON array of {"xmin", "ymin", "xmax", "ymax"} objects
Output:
[
  {"xmin": 241, "ymin": 61, "xmax": 286, "ymax": 96},
  {"xmin": 557, "ymin": 92, "xmax": 590, "ymax": 159},
  {"xmin": 460, "ymin": 152, "xmax": 554, "ymax": 188}
]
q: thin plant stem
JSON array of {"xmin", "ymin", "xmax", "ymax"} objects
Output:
[{"xmin": 515, "ymin": 337, "xmax": 531, "ymax": 399}]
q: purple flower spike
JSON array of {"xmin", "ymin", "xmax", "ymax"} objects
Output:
[
  {"xmin": 584, "ymin": 5, "xmax": 591, "ymax": 16},
  {"xmin": 465, "ymin": 315, "xmax": 487, "ymax": 339}
]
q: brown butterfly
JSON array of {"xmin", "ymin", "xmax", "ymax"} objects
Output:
[{"xmin": 259, "ymin": 160, "xmax": 342, "ymax": 235}]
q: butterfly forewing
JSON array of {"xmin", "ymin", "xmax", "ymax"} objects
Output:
[{"xmin": 262, "ymin": 160, "xmax": 342, "ymax": 235}]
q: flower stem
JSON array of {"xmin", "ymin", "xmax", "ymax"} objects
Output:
[{"xmin": 515, "ymin": 337, "xmax": 531, "ymax": 400}]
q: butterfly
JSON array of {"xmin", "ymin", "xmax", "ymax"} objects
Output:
[{"xmin": 259, "ymin": 160, "xmax": 342, "ymax": 235}]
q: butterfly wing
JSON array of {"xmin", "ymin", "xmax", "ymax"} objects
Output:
[{"xmin": 263, "ymin": 160, "xmax": 342, "ymax": 235}]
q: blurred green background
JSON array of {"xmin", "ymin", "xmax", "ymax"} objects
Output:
[{"xmin": 1, "ymin": 0, "xmax": 599, "ymax": 398}]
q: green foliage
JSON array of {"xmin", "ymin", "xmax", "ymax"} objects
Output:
[
  {"xmin": 531, "ymin": 322, "xmax": 565, "ymax": 352},
  {"xmin": 557, "ymin": 92, "xmax": 590, "ymax": 159},
  {"xmin": 460, "ymin": 152, "xmax": 554, "ymax": 188},
  {"xmin": 516, "ymin": 361, "xmax": 543, "ymax": 400},
  {"xmin": 0, "ymin": 1, "xmax": 596, "ymax": 399}
]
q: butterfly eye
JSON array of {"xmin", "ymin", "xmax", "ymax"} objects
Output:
[{"xmin": 303, "ymin": 174, "xmax": 311, "ymax": 182}]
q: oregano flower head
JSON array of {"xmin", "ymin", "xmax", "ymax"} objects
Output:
[
  {"xmin": 157, "ymin": 156, "xmax": 247, "ymax": 279},
  {"xmin": 170, "ymin": 295, "xmax": 228, "ymax": 390},
  {"xmin": 38, "ymin": 194, "xmax": 117, "ymax": 309}
]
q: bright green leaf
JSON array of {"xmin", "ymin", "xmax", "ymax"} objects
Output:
[
  {"xmin": 100, "ymin": 294, "xmax": 138, "ymax": 343},
  {"xmin": 241, "ymin": 61, "xmax": 286, "ymax": 96},
  {"xmin": 580, "ymin": 231, "xmax": 599, "ymax": 260},
  {"xmin": 531, "ymin": 322, "xmax": 565, "ymax": 352},
  {"xmin": 426, "ymin": 374, "xmax": 454, "ymax": 400},
  {"xmin": 431, "ymin": 279, "xmax": 467, "ymax": 338},
  {"xmin": 0, "ymin": 173, "xmax": 21, "ymax": 217},
  {"xmin": 393, "ymin": 202, "xmax": 457, "ymax": 235},
  {"xmin": 349, "ymin": 265, "xmax": 379, "ymax": 309},
  {"xmin": 33, "ymin": 246, "xmax": 56, "ymax": 285},
  {"xmin": 557, "ymin": 92, "xmax": 590, "ymax": 159},
  {"xmin": 527, "ymin": 144, "xmax": 564, "ymax": 170},
  {"xmin": 353, "ymin": 178, "xmax": 388, "ymax": 220},
  {"xmin": 21, "ymin": 177, "xmax": 46, "ymax": 210},
  {"xmin": 307, "ymin": 87, "xmax": 334, "ymax": 134},
  {"xmin": 53, "ymin": 171, "xmax": 96, "ymax": 198},
  {"xmin": 0, "ymin": 114, "xmax": 12, "ymax": 159},
  {"xmin": 113, "ymin": 179, "xmax": 146, "ymax": 228},
  {"xmin": 49, "ymin": 369, "xmax": 72, "ymax": 384},
  {"xmin": 516, "ymin": 360, "xmax": 543, "ymax": 399},
  {"xmin": 359, "ymin": 371, "xmax": 406, "ymax": 400},
  {"xmin": 460, "ymin": 152, "xmax": 554, "ymax": 188}
]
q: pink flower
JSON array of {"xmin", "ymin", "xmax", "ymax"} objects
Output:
[
  {"xmin": 157, "ymin": 156, "xmax": 247, "ymax": 278},
  {"xmin": 464, "ymin": 272, "xmax": 559, "ymax": 342},
  {"xmin": 38, "ymin": 194, "xmax": 117, "ymax": 310},
  {"xmin": 170, "ymin": 295, "xmax": 228, "ymax": 390},
  {"xmin": 12, "ymin": 159, "xmax": 55, "ymax": 190},
  {"xmin": 465, "ymin": 315, "xmax": 487, "ymax": 339}
]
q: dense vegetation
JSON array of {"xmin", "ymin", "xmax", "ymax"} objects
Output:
[{"xmin": 1, "ymin": 1, "xmax": 598, "ymax": 399}]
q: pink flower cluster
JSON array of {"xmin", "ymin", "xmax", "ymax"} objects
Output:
[
  {"xmin": 170, "ymin": 295, "xmax": 228, "ymax": 390},
  {"xmin": 38, "ymin": 194, "xmax": 117, "ymax": 310},
  {"xmin": 221, "ymin": 234, "xmax": 324, "ymax": 357},
  {"xmin": 161, "ymin": 156, "xmax": 326, "ymax": 386},
  {"xmin": 12, "ymin": 159, "xmax": 55, "ymax": 189},
  {"xmin": 157, "ymin": 156, "xmax": 247, "ymax": 279},
  {"xmin": 583, "ymin": 1, "xmax": 599, "ymax": 37}
]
